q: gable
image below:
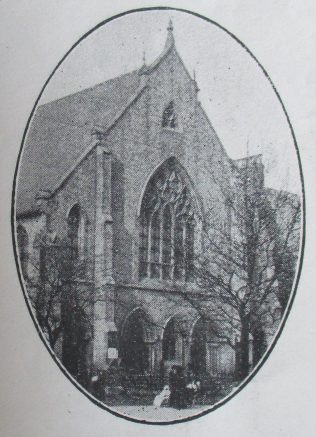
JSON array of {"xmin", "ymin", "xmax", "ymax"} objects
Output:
[{"xmin": 16, "ymin": 30, "xmax": 235, "ymax": 219}]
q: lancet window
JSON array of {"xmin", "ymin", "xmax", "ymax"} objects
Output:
[
  {"xmin": 139, "ymin": 164, "xmax": 195, "ymax": 282},
  {"xmin": 67, "ymin": 204, "xmax": 81, "ymax": 258},
  {"xmin": 162, "ymin": 101, "xmax": 177, "ymax": 129}
]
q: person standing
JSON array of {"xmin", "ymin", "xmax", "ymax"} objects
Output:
[
  {"xmin": 168, "ymin": 365, "xmax": 178, "ymax": 408},
  {"xmin": 169, "ymin": 365, "xmax": 187, "ymax": 409}
]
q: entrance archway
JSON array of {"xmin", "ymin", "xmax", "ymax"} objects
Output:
[
  {"xmin": 120, "ymin": 309, "xmax": 150, "ymax": 373},
  {"xmin": 161, "ymin": 316, "xmax": 185, "ymax": 383},
  {"xmin": 190, "ymin": 318, "xmax": 207, "ymax": 375},
  {"xmin": 162, "ymin": 318, "xmax": 177, "ymax": 361}
]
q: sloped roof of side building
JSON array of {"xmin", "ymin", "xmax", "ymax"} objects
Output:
[{"xmin": 16, "ymin": 69, "xmax": 146, "ymax": 216}]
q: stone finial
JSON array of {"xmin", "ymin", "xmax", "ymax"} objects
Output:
[
  {"xmin": 193, "ymin": 69, "xmax": 200, "ymax": 93},
  {"xmin": 164, "ymin": 19, "xmax": 175, "ymax": 50}
]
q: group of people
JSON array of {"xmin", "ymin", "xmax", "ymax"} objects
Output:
[{"xmin": 153, "ymin": 365, "xmax": 201, "ymax": 409}]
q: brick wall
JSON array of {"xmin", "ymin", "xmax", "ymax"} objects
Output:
[{"xmin": 104, "ymin": 47, "xmax": 234, "ymax": 283}]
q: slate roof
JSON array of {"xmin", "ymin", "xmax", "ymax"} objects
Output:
[
  {"xmin": 16, "ymin": 70, "xmax": 143, "ymax": 216},
  {"xmin": 16, "ymin": 25, "xmax": 203, "ymax": 217}
]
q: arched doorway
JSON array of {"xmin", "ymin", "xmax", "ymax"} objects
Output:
[
  {"xmin": 162, "ymin": 318, "xmax": 177, "ymax": 361},
  {"xmin": 161, "ymin": 316, "xmax": 187, "ymax": 382},
  {"xmin": 190, "ymin": 318, "xmax": 207, "ymax": 376},
  {"xmin": 120, "ymin": 309, "xmax": 150, "ymax": 373}
]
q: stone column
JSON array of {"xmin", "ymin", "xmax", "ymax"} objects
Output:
[
  {"xmin": 92, "ymin": 131, "xmax": 117, "ymax": 370},
  {"xmin": 153, "ymin": 338, "xmax": 163, "ymax": 383},
  {"xmin": 146, "ymin": 342, "xmax": 155, "ymax": 374}
]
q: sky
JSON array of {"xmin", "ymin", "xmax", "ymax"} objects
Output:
[{"xmin": 40, "ymin": 10, "xmax": 301, "ymax": 194}]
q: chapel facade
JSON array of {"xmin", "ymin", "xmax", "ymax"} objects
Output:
[{"xmin": 15, "ymin": 22, "xmax": 287, "ymax": 385}]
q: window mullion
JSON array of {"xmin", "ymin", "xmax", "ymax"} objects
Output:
[
  {"xmin": 139, "ymin": 169, "xmax": 195, "ymax": 283},
  {"xmin": 159, "ymin": 208, "xmax": 163, "ymax": 280},
  {"xmin": 182, "ymin": 218, "xmax": 187, "ymax": 281},
  {"xmin": 170, "ymin": 207, "xmax": 175, "ymax": 281}
]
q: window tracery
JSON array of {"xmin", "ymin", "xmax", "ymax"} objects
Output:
[{"xmin": 139, "ymin": 164, "xmax": 195, "ymax": 282}]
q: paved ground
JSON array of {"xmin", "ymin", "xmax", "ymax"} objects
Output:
[{"xmin": 111, "ymin": 405, "xmax": 212, "ymax": 422}]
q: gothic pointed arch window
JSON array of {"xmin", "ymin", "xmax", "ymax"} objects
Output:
[
  {"xmin": 162, "ymin": 101, "xmax": 177, "ymax": 129},
  {"xmin": 139, "ymin": 160, "xmax": 196, "ymax": 282},
  {"xmin": 67, "ymin": 204, "xmax": 85, "ymax": 259}
]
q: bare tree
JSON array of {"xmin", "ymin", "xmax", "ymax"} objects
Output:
[
  {"xmin": 23, "ymin": 156, "xmax": 301, "ymax": 388},
  {"xmin": 268, "ymin": 189, "xmax": 301, "ymax": 313},
  {"xmin": 27, "ymin": 232, "xmax": 93, "ymax": 383},
  {"xmin": 174, "ymin": 156, "xmax": 301, "ymax": 380}
]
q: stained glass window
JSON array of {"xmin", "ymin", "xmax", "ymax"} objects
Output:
[{"xmin": 139, "ymin": 162, "xmax": 195, "ymax": 282}]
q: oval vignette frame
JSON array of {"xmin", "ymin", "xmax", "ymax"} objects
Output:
[{"xmin": 11, "ymin": 6, "xmax": 305, "ymax": 426}]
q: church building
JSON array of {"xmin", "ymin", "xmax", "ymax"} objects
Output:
[{"xmin": 15, "ymin": 21, "xmax": 281, "ymax": 386}]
